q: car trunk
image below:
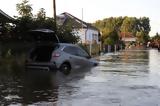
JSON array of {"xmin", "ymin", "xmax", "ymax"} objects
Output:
[{"xmin": 29, "ymin": 45, "xmax": 58, "ymax": 62}]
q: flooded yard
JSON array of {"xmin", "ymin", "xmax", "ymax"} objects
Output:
[{"xmin": 0, "ymin": 49, "xmax": 160, "ymax": 106}]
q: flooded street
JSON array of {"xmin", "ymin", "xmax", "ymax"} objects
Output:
[{"xmin": 0, "ymin": 49, "xmax": 160, "ymax": 106}]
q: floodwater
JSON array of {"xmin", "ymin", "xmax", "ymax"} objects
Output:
[{"xmin": 0, "ymin": 49, "xmax": 160, "ymax": 106}]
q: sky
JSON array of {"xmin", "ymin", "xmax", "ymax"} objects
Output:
[{"xmin": 0, "ymin": 0, "xmax": 160, "ymax": 36}]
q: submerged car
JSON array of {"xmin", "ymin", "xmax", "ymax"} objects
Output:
[{"xmin": 25, "ymin": 43, "xmax": 98, "ymax": 74}]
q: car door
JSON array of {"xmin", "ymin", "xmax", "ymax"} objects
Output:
[
  {"xmin": 63, "ymin": 46, "xmax": 84, "ymax": 69},
  {"xmin": 76, "ymin": 47, "xmax": 91, "ymax": 67}
]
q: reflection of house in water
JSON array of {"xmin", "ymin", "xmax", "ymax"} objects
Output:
[{"xmin": 57, "ymin": 12, "xmax": 101, "ymax": 44}]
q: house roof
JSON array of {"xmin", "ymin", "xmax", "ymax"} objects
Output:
[
  {"xmin": 120, "ymin": 32, "xmax": 136, "ymax": 42},
  {"xmin": 120, "ymin": 32, "xmax": 135, "ymax": 38},
  {"xmin": 0, "ymin": 9, "xmax": 14, "ymax": 23},
  {"xmin": 57, "ymin": 12, "xmax": 99, "ymax": 31}
]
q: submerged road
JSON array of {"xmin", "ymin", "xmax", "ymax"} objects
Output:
[{"xmin": 0, "ymin": 49, "xmax": 160, "ymax": 106}]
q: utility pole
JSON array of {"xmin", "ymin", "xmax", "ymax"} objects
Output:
[
  {"xmin": 53, "ymin": 0, "xmax": 56, "ymax": 20},
  {"xmin": 53, "ymin": 0, "xmax": 57, "ymax": 31},
  {"xmin": 81, "ymin": 8, "xmax": 83, "ymax": 29},
  {"xmin": 81, "ymin": 8, "xmax": 83, "ymax": 44}
]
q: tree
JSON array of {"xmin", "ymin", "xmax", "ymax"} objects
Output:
[
  {"xmin": 36, "ymin": 8, "xmax": 46, "ymax": 20},
  {"xmin": 103, "ymin": 30, "xmax": 119, "ymax": 45},
  {"xmin": 57, "ymin": 24, "xmax": 80, "ymax": 43},
  {"xmin": 94, "ymin": 16, "xmax": 151, "ymax": 45},
  {"xmin": 120, "ymin": 17, "xmax": 138, "ymax": 36},
  {"xmin": 14, "ymin": 16, "xmax": 34, "ymax": 40},
  {"xmin": 16, "ymin": 0, "xmax": 33, "ymax": 17},
  {"xmin": 135, "ymin": 17, "xmax": 150, "ymax": 44},
  {"xmin": 93, "ymin": 17, "xmax": 123, "ymax": 44},
  {"xmin": 152, "ymin": 32, "xmax": 160, "ymax": 42},
  {"xmin": 138, "ymin": 17, "xmax": 150, "ymax": 35}
]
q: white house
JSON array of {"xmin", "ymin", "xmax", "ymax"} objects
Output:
[{"xmin": 57, "ymin": 12, "xmax": 101, "ymax": 44}]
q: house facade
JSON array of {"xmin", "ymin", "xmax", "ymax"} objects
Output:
[
  {"xmin": 57, "ymin": 12, "xmax": 101, "ymax": 44},
  {"xmin": 120, "ymin": 32, "xmax": 136, "ymax": 42},
  {"xmin": 120, "ymin": 32, "xmax": 136, "ymax": 48}
]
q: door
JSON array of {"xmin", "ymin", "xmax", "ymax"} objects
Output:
[{"xmin": 63, "ymin": 46, "xmax": 84, "ymax": 69}]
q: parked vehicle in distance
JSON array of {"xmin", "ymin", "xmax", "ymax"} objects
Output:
[{"xmin": 25, "ymin": 43, "xmax": 98, "ymax": 74}]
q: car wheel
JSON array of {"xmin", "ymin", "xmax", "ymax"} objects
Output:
[{"xmin": 60, "ymin": 63, "xmax": 71, "ymax": 75}]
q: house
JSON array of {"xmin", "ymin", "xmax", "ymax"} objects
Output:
[
  {"xmin": 57, "ymin": 12, "xmax": 101, "ymax": 44},
  {"xmin": 120, "ymin": 32, "xmax": 136, "ymax": 48},
  {"xmin": 120, "ymin": 32, "xmax": 136, "ymax": 42}
]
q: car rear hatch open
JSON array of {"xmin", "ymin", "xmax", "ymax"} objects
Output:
[
  {"xmin": 26, "ymin": 29, "xmax": 60, "ymax": 70},
  {"xmin": 25, "ymin": 44, "xmax": 59, "ymax": 71},
  {"xmin": 29, "ymin": 28, "xmax": 60, "ymax": 43}
]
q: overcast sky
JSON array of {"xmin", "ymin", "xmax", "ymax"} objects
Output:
[{"xmin": 1, "ymin": 0, "xmax": 160, "ymax": 36}]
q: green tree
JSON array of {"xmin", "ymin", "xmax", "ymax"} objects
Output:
[
  {"xmin": 16, "ymin": 0, "xmax": 33, "ymax": 17},
  {"xmin": 103, "ymin": 30, "xmax": 119, "ymax": 45},
  {"xmin": 14, "ymin": 16, "xmax": 34, "ymax": 40},
  {"xmin": 135, "ymin": 17, "xmax": 150, "ymax": 44},
  {"xmin": 151, "ymin": 32, "xmax": 160, "ymax": 42},
  {"xmin": 36, "ymin": 8, "xmax": 46, "ymax": 20},
  {"xmin": 120, "ymin": 17, "xmax": 137, "ymax": 36},
  {"xmin": 94, "ymin": 16, "xmax": 150, "ymax": 45},
  {"xmin": 138, "ymin": 17, "xmax": 150, "ymax": 35},
  {"xmin": 57, "ymin": 25, "xmax": 80, "ymax": 43},
  {"xmin": 93, "ymin": 17, "xmax": 123, "ymax": 44}
]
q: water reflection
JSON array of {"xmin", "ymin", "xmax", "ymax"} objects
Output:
[
  {"xmin": 0, "ymin": 65, "xmax": 92, "ymax": 105},
  {"xmin": 99, "ymin": 50, "xmax": 150, "ymax": 76},
  {"xmin": 22, "ymin": 71, "xmax": 59, "ymax": 104},
  {"xmin": 149, "ymin": 49, "xmax": 160, "ymax": 87},
  {"xmin": 1, "ymin": 49, "xmax": 160, "ymax": 106}
]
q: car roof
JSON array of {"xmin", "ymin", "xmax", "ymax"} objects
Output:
[{"xmin": 58, "ymin": 43, "xmax": 78, "ymax": 47}]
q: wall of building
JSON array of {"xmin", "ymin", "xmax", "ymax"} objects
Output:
[
  {"xmin": 72, "ymin": 28, "xmax": 87, "ymax": 43},
  {"xmin": 73, "ymin": 28, "xmax": 100, "ymax": 44},
  {"xmin": 86, "ymin": 29, "xmax": 99, "ymax": 44}
]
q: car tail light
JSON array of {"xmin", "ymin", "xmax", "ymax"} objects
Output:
[{"xmin": 52, "ymin": 53, "xmax": 60, "ymax": 57}]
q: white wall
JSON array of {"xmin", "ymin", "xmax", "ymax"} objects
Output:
[
  {"xmin": 86, "ymin": 29, "xmax": 99, "ymax": 44},
  {"xmin": 122, "ymin": 37, "xmax": 136, "ymax": 42},
  {"xmin": 72, "ymin": 28, "xmax": 87, "ymax": 43},
  {"xmin": 73, "ymin": 28, "xmax": 99, "ymax": 44}
]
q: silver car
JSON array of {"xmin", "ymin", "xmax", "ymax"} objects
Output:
[{"xmin": 25, "ymin": 43, "xmax": 98, "ymax": 74}]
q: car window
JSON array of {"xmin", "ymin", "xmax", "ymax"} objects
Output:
[
  {"xmin": 76, "ymin": 47, "xmax": 90, "ymax": 58},
  {"xmin": 63, "ymin": 46, "xmax": 77, "ymax": 55},
  {"xmin": 63, "ymin": 46, "xmax": 90, "ymax": 58}
]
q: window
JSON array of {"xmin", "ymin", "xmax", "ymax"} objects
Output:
[
  {"xmin": 63, "ymin": 46, "xmax": 77, "ymax": 55},
  {"xmin": 63, "ymin": 46, "xmax": 90, "ymax": 58},
  {"xmin": 76, "ymin": 48, "xmax": 90, "ymax": 58}
]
